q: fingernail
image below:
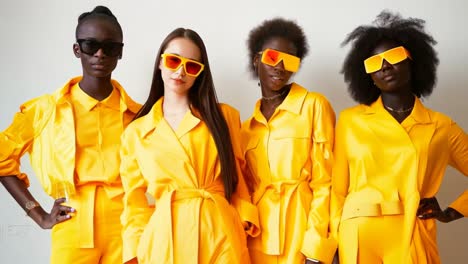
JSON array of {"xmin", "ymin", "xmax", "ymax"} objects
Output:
[
  {"xmin": 70, "ymin": 208, "xmax": 75, "ymax": 212},
  {"xmin": 66, "ymin": 215, "xmax": 71, "ymax": 218}
]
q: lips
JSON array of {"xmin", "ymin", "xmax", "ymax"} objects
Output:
[
  {"xmin": 91, "ymin": 63, "xmax": 108, "ymax": 70},
  {"xmin": 171, "ymin": 78, "xmax": 185, "ymax": 85},
  {"xmin": 270, "ymin": 74, "xmax": 285, "ymax": 82},
  {"xmin": 383, "ymin": 74, "xmax": 396, "ymax": 82}
]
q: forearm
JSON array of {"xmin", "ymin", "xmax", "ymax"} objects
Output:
[{"xmin": 0, "ymin": 175, "xmax": 47, "ymax": 227}]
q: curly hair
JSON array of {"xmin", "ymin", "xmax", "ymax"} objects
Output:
[
  {"xmin": 341, "ymin": 10, "xmax": 439, "ymax": 105},
  {"xmin": 247, "ymin": 17, "xmax": 309, "ymax": 78}
]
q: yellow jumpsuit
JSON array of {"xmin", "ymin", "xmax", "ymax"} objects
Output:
[
  {"xmin": 241, "ymin": 83, "xmax": 337, "ymax": 264},
  {"xmin": 120, "ymin": 98, "xmax": 260, "ymax": 264},
  {"xmin": 330, "ymin": 97, "xmax": 468, "ymax": 264},
  {"xmin": 0, "ymin": 77, "xmax": 140, "ymax": 263}
]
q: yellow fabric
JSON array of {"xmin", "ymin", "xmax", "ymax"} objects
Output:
[
  {"xmin": 339, "ymin": 215, "xmax": 405, "ymax": 263},
  {"xmin": 450, "ymin": 190, "xmax": 468, "ymax": 216},
  {"xmin": 71, "ymin": 83, "xmax": 123, "ymax": 186},
  {"xmin": 341, "ymin": 201, "xmax": 403, "ymax": 220},
  {"xmin": 241, "ymin": 83, "xmax": 337, "ymax": 264},
  {"xmin": 0, "ymin": 76, "xmax": 140, "ymax": 249},
  {"xmin": 0, "ymin": 76, "xmax": 140, "ymax": 195},
  {"xmin": 120, "ymin": 98, "xmax": 260, "ymax": 264},
  {"xmin": 51, "ymin": 186, "xmax": 124, "ymax": 264},
  {"xmin": 330, "ymin": 96, "xmax": 468, "ymax": 264}
]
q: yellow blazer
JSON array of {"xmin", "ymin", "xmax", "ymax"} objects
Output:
[
  {"xmin": 241, "ymin": 83, "xmax": 337, "ymax": 263},
  {"xmin": 331, "ymin": 96, "xmax": 468, "ymax": 263},
  {"xmin": 120, "ymin": 98, "xmax": 260, "ymax": 264}
]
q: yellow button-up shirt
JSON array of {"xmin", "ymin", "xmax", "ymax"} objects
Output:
[
  {"xmin": 241, "ymin": 83, "xmax": 337, "ymax": 263},
  {"xmin": 0, "ymin": 76, "xmax": 140, "ymax": 247},
  {"xmin": 330, "ymin": 97, "xmax": 468, "ymax": 263},
  {"xmin": 71, "ymin": 82, "xmax": 124, "ymax": 186}
]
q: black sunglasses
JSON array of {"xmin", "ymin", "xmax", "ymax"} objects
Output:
[{"xmin": 76, "ymin": 39, "xmax": 124, "ymax": 57}]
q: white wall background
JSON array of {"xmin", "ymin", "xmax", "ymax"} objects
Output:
[{"xmin": 0, "ymin": 0, "xmax": 466, "ymax": 263}]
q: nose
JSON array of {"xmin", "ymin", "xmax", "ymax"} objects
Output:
[
  {"xmin": 94, "ymin": 48, "xmax": 106, "ymax": 58},
  {"xmin": 381, "ymin": 59, "xmax": 393, "ymax": 71},
  {"xmin": 274, "ymin": 60, "xmax": 286, "ymax": 71},
  {"xmin": 174, "ymin": 63, "xmax": 186, "ymax": 76}
]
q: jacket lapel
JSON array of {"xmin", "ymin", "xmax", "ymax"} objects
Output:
[{"xmin": 401, "ymin": 98, "xmax": 436, "ymax": 191}]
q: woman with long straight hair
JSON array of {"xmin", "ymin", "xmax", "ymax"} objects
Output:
[{"xmin": 120, "ymin": 28, "xmax": 259, "ymax": 264}]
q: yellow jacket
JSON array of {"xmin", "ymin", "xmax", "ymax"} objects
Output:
[
  {"xmin": 241, "ymin": 83, "xmax": 337, "ymax": 263},
  {"xmin": 0, "ymin": 76, "xmax": 140, "ymax": 247},
  {"xmin": 120, "ymin": 98, "xmax": 260, "ymax": 264},
  {"xmin": 330, "ymin": 97, "xmax": 468, "ymax": 263},
  {"xmin": 0, "ymin": 76, "xmax": 140, "ymax": 196}
]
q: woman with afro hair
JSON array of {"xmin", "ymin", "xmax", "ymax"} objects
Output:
[
  {"xmin": 330, "ymin": 10, "xmax": 467, "ymax": 263},
  {"xmin": 241, "ymin": 18, "xmax": 337, "ymax": 264}
]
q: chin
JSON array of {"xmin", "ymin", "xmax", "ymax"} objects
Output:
[{"xmin": 268, "ymin": 82, "xmax": 286, "ymax": 91}]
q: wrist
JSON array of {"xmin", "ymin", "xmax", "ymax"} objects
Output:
[
  {"xmin": 27, "ymin": 206, "xmax": 48, "ymax": 228},
  {"xmin": 25, "ymin": 200, "xmax": 40, "ymax": 215}
]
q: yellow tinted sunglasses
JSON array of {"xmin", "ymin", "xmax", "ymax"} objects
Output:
[
  {"xmin": 259, "ymin": 48, "xmax": 301, "ymax": 72},
  {"xmin": 161, "ymin": 53, "xmax": 205, "ymax": 77},
  {"xmin": 364, "ymin": 46, "xmax": 412, "ymax": 74}
]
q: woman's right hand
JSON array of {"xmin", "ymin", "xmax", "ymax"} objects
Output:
[{"xmin": 37, "ymin": 198, "xmax": 75, "ymax": 229}]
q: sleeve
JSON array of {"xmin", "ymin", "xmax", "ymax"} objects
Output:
[
  {"xmin": 120, "ymin": 129, "xmax": 154, "ymax": 262},
  {"xmin": 300, "ymin": 96, "xmax": 337, "ymax": 263},
  {"xmin": 0, "ymin": 99, "xmax": 41, "ymax": 185},
  {"xmin": 329, "ymin": 112, "xmax": 351, "ymax": 248},
  {"xmin": 222, "ymin": 104, "xmax": 260, "ymax": 237},
  {"xmin": 447, "ymin": 121, "xmax": 468, "ymax": 216}
]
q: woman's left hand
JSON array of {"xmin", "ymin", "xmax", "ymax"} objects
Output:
[{"xmin": 417, "ymin": 197, "xmax": 463, "ymax": 223}]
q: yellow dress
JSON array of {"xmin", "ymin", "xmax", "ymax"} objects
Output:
[
  {"xmin": 0, "ymin": 77, "xmax": 140, "ymax": 263},
  {"xmin": 120, "ymin": 98, "xmax": 260, "ymax": 264},
  {"xmin": 330, "ymin": 97, "xmax": 468, "ymax": 264},
  {"xmin": 241, "ymin": 83, "xmax": 337, "ymax": 264}
]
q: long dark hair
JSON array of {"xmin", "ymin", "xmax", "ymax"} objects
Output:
[{"xmin": 135, "ymin": 28, "xmax": 238, "ymax": 200}]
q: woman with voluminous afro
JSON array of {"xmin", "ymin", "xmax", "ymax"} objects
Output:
[{"xmin": 330, "ymin": 10, "xmax": 467, "ymax": 264}]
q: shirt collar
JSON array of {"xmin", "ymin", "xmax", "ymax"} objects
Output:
[
  {"xmin": 140, "ymin": 97, "xmax": 201, "ymax": 138},
  {"xmin": 367, "ymin": 96, "xmax": 432, "ymax": 124},
  {"xmin": 70, "ymin": 82, "xmax": 120, "ymax": 112},
  {"xmin": 251, "ymin": 82, "xmax": 308, "ymax": 122},
  {"xmin": 54, "ymin": 76, "xmax": 141, "ymax": 114}
]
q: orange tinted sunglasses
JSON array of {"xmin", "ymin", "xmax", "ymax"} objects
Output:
[
  {"xmin": 161, "ymin": 53, "xmax": 205, "ymax": 77},
  {"xmin": 259, "ymin": 48, "xmax": 301, "ymax": 72},
  {"xmin": 364, "ymin": 46, "xmax": 412, "ymax": 73}
]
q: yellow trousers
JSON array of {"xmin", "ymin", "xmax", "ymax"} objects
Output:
[
  {"xmin": 249, "ymin": 248, "xmax": 306, "ymax": 264},
  {"xmin": 50, "ymin": 186, "xmax": 123, "ymax": 264},
  {"xmin": 338, "ymin": 215, "xmax": 404, "ymax": 264}
]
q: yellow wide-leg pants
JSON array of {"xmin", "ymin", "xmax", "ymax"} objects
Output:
[{"xmin": 50, "ymin": 186, "xmax": 123, "ymax": 264}]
